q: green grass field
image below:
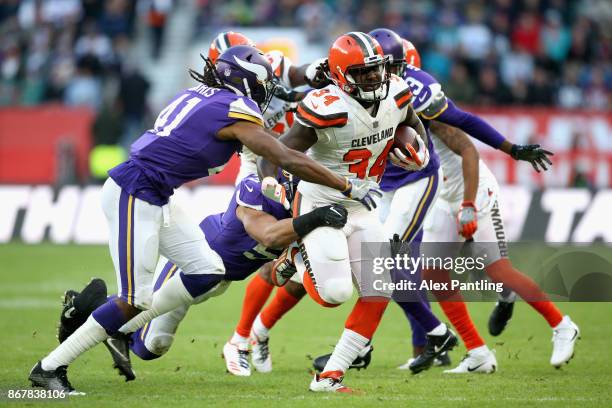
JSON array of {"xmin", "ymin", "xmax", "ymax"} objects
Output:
[{"xmin": 1, "ymin": 244, "xmax": 610, "ymax": 407}]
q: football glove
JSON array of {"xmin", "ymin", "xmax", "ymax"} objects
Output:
[
  {"xmin": 261, "ymin": 176, "xmax": 290, "ymax": 210},
  {"xmin": 510, "ymin": 144, "xmax": 553, "ymax": 172},
  {"xmin": 389, "ymin": 132, "xmax": 430, "ymax": 171},
  {"xmin": 271, "ymin": 247, "xmax": 299, "ymax": 287},
  {"xmin": 341, "ymin": 178, "xmax": 382, "ymax": 211},
  {"xmin": 293, "ymin": 204, "xmax": 348, "ymax": 237},
  {"xmin": 304, "ymin": 57, "xmax": 331, "ymax": 89},
  {"xmin": 273, "ymin": 83, "xmax": 305, "ymax": 102},
  {"xmin": 457, "ymin": 201, "xmax": 478, "ymax": 240}
]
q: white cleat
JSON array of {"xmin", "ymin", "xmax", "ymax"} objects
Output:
[
  {"xmin": 550, "ymin": 315, "xmax": 580, "ymax": 368},
  {"xmin": 250, "ymin": 331, "xmax": 272, "ymax": 373},
  {"xmin": 397, "ymin": 357, "xmax": 415, "ymax": 370},
  {"xmin": 444, "ymin": 346, "xmax": 497, "ymax": 374},
  {"xmin": 309, "ymin": 371, "xmax": 353, "ymax": 393},
  {"xmin": 222, "ymin": 341, "xmax": 251, "ymax": 376}
]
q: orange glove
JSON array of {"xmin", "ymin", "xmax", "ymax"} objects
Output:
[{"xmin": 457, "ymin": 201, "xmax": 478, "ymax": 239}]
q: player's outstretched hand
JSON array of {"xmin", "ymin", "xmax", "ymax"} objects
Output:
[
  {"xmin": 342, "ymin": 178, "xmax": 382, "ymax": 211},
  {"xmin": 457, "ymin": 201, "xmax": 478, "ymax": 239},
  {"xmin": 304, "ymin": 57, "xmax": 331, "ymax": 89},
  {"xmin": 261, "ymin": 176, "xmax": 290, "ymax": 210},
  {"xmin": 510, "ymin": 144, "xmax": 554, "ymax": 172},
  {"xmin": 273, "ymin": 83, "xmax": 305, "ymax": 102}
]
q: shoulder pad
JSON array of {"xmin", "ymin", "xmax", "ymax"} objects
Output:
[
  {"xmin": 419, "ymin": 89, "xmax": 448, "ymax": 120},
  {"xmin": 265, "ymin": 50, "xmax": 293, "ymax": 86},
  {"xmin": 295, "ymin": 86, "xmax": 348, "ymax": 129},
  {"xmin": 388, "ymin": 76, "xmax": 413, "ymax": 110},
  {"xmin": 228, "ymin": 97, "xmax": 264, "ymax": 127},
  {"xmin": 235, "ymin": 176, "xmax": 264, "ymax": 210}
]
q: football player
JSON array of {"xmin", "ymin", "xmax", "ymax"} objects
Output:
[
  {"xmin": 422, "ymin": 118, "xmax": 580, "ymax": 372},
  {"xmin": 29, "ymin": 45, "xmax": 375, "ymax": 394},
  {"xmin": 258, "ymin": 31, "xmax": 456, "ymax": 392},
  {"xmin": 368, "ymin": 28, "xmax": 556, "ymax": 370},
  {"xmin": 210, "ymin": 33, "xmax": 331, "ymax": 375}
]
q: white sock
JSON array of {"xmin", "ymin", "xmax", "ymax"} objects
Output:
[
  {"xmin": 469, "ymin": 345, "xmax": 489, "ymax": 355},
  {"xmin": 252, "ymin": 315, "xmax": 269, "ymax": 340},
  {"xmin": 553, "ymin": 315, "xmax": 570, "ymax": 330},
  {"xmin": 230, "ymin": 331, "xmax": 249, "ymax": 346},
  {"xmin": 322, "ymin": 329, "xmax": 369, "ymax": 373},
  {"xmin": 428, "ymin": 323, "xmax": 447, "ymax": 336},
  {"xmin": 119, "ymin": 273, "xmax": 194, "ymax": 334},
  {"xmin": 41, "ymin": 315, "xmax": 108, "ymax": 371}
]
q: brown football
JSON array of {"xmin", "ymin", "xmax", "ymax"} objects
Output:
[{"xmin": 393, "ymin": 125, "xmax": 419, "ymax": 156}]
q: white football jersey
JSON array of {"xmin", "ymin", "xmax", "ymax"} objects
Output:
[
  {"xmin": 432, "ymin": 133, "xmax": 498, "ymax": 209},
  {"xmin": 239, "ymin": 50, "xmax": 296, "ymax": 178},
  {"xmin": 295, "ymin": 75, "xmax": 413, "ymax": 208}
]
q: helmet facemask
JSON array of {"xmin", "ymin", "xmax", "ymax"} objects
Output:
[
  {"xmin": 387, "ymin": 55, "xmax": 407, "ymax": 77},
  {"xmin": 344, "ymin": 55, "xmax": 390, "ymax": 102}
]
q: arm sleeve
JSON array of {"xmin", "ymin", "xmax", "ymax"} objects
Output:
[{"xmin": 436, "ymin": 98, "xmax": 506, "ymax": 149}]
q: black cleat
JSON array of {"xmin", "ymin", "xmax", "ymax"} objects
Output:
[
  {"xmin": 488, "ymin": 301, "xmax": 515, "ymax": 336},
  {"xmin": 29, "ymin": 361, "xmax": 83, "ymax": 395},
  {"xmin": 103, "ymin": 333, "xmax": 136, "ymax": 381},
  {"xmin": 313, "ymin": 344, "xmax": 373, "ymax": 373},
  {"xmin": 58, "ymin": 279, "xmax": 108, "ymax": 343},
  {"xmin": 409, "ymin": 328, "xmax": 458, "ymax": 374},
  {"xmin": 433, "ymin": 351, "xmax": 452, "ymax": 367}
]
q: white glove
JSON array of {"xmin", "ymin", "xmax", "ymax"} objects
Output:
[
  {"xmin": 304, "ymin": 57, "xmax": 330, "ymax": 88},
  {"xmin": 261, "ymin": 176, "xmax": 290, "ymax": 210},
  {"xmin": 389, "ymin": 131, "xmax": 430, "ymax": 171},
  {"xmin": 341, "ymin": 178, "xmax": 382, "ymax": 211}
]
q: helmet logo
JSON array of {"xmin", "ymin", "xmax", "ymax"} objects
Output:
[
  {"xmin": 233, "ymin": 55, "xmax": 268, "ymax": 82},
  {"xmin": 224, "ymin": 67, "xmax": 231, "ymax": 76}
]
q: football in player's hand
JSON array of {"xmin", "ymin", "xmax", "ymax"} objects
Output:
[{"xmin": 393, "ymin": 125, "xmax": 420, "ymax": 156}]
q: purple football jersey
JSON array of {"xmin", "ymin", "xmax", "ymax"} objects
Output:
[
  {"xmin": 201, "ymin": 175, "xmax": 291, "ymax": 280},
  {"xmin": 380, "ymin": 67, "xmax": 441, "ymax": 191},
  {"xmin": 109, "ymin": 85, "xmax": 263, "ymax": 205}
]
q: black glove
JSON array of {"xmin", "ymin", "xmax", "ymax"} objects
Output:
[
  {"xmin": 293, "ymin": 204, "xmax": 348, "ymax": 237},
  {"xmin": 510, "ymin": 144, "xmax": 554, "ymax": 172},
  {"xmin": 273, "ymin": 84, "xmax": 305, "ymax": 102}
]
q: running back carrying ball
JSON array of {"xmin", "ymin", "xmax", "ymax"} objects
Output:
[
  {"xmin": 394, "ymin": 125, "xmax": 418, "ymax": 153},
  {"xmin": 389, "ymin": 125, "xmax": 429, "ymax": 171}
]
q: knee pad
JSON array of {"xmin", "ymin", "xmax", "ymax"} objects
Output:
[
  {"xmin": 320, "ymin": 278, "xmax": 353, "ymax": 305},
  {"xmin": 147, "ymin": 333, "xmax": 174, "ymax": 356}
]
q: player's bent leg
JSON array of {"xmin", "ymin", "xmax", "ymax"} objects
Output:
[
  {"xmin": 295, "ymin": 225, "xmax": 352, "ymax": 306},
  {"xmin": 31, "ymin": 180, "xmax": 161, "ymax": 393},
  {"xmin": 131, "ymin": 304, "xmax": 189, "ymax": 360},
  {"xmin": 251, "ymin": 284, "xmax": 305, "ymax": 373}
]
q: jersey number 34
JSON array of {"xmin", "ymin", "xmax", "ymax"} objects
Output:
[{"xmin": 343, "ymin": 139, "xmax": 394, "ymax": 181}]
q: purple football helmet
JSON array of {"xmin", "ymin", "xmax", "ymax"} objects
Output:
[
  {"xmin": 369, "ymin": 28, "xmax": 406, "ymax": 76},
  {"xmin": 215, "ymin": 45, "xmax": 276, "ymax": 111}
]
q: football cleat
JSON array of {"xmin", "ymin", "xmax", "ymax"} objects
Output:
[
  {"xmin": 222, "ymin": 341, "xmax": 251, "ymax": 376},
  {"xmin": 488, "ymin": 300, "xmax": 515, "ymax": 336},
  {"xmin": 409, "ymin": 326, "xmax": 458, "ymax": 374},
  {"xmin": 29, "ymin": 361, "xmax": 84, "ymax": 395},
  {"xmin": 434, "ymin": 351, "xmax": 452, "ymax": 367},
  {"xmin": 550, "ymin": 315, "xmax": 580, "ymax": 368},
  {"xmin": 250, "ymin": 331, "xmax": 272, "ymax": 373},
  {"xmin": 312, "ymin": 344, "xmax": 373, "ymax": 373},
  {"xmin": 398, "ymin": 352, "xmax": 451, "ymax": 370},
  {"xmin": 309, "ymin": 371, "xmax": 353, "ymax": 393},
  {"xmin": 444, "ymin": 347, "xmax": 497, "ymax": 374},
  {"xmin": 58, "ymin": 279, "xmax": 108, "ymax": 343},
  {"xmin": 103, "ymin": 333, "xmax": 136, "ymax": 381}
]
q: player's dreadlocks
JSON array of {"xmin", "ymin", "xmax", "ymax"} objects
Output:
[{"xmin": 189, "ymin": 54, "xmax": 222, "ymax": 88}]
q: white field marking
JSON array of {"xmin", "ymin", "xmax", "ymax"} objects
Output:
[{"xmin": 0, "ymin": 298, "xmax": 59, "ymax": 309}]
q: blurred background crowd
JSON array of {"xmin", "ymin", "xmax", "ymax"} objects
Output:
[{"xmin": 0, "ymin": 0, "xmax": 610, "ymax": 187}]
